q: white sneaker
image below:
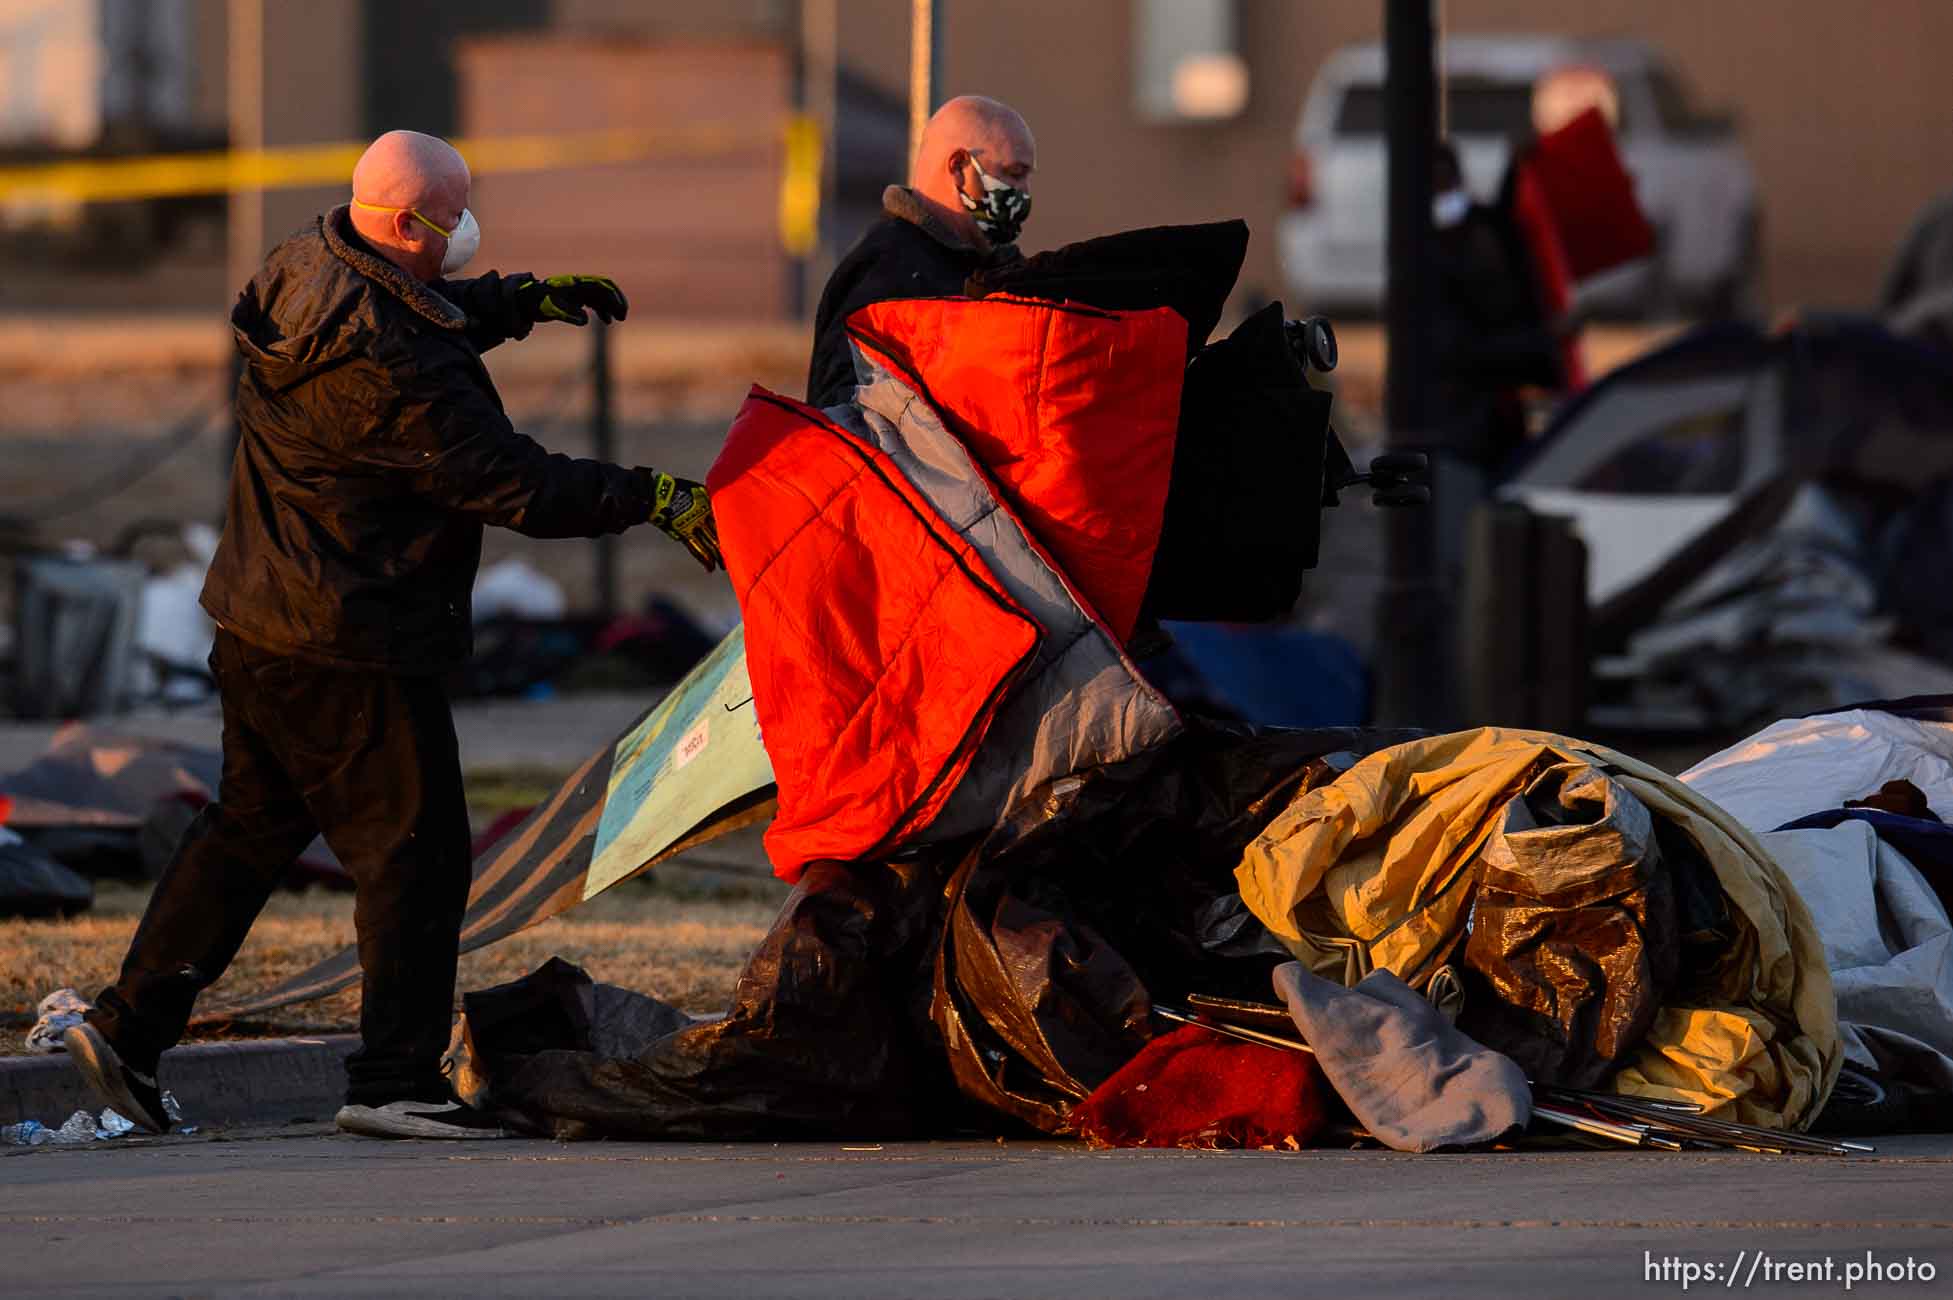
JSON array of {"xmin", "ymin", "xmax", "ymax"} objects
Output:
[{"xmin": 334, "ymin": 1099, "xmax": 507, "ymax": 1140}]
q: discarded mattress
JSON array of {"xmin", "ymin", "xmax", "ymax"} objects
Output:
[{"xmin": 1234, "ymin": 727, "xmax": 1840, "ymax": 1128}]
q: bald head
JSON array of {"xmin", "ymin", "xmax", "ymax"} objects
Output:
[
  {"xmin": 911, "ymin": 96, "xmax": 1035, "ymax": 248},
  {"xmin": 349, "ymin": 130, "xmax": 471, "ymax": 282},
  {"xmin": 353, "ymin": 130, "xmax": 468, "ymax": 210}
]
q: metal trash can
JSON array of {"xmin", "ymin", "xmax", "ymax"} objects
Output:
[
  {"xmin": 13, "ymin": 554, "xmax": 147, "ymax": 719},
  {"xmin": 1460, "ymin": 502, "xmax": 1589, "ymax": 733}
]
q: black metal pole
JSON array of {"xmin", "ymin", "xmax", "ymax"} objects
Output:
[
  {"xmin": 1373, "ymin": 0, "xmax": 1445, "ymax": 727},
  {"xmin": 591, "ymin": 319, "xmax": 618, "ymax": 619}
]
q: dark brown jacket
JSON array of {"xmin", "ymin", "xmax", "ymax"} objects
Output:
[{"xmin": 204, "ymin": 205, "xmax": 654, "ymax": 671}]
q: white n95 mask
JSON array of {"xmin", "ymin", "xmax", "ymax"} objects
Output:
[
  {"xmin": 438, "ymin": 208, "xmax": 480, "ymax": 275},
  {"xmin": 351, "ymin": 199, "xmax": 481, "ymax": 275}
]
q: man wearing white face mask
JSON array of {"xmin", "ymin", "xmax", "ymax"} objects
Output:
[{"xmin": 63, "ymin": 130, "xmax": 722, "ymax": 1142}]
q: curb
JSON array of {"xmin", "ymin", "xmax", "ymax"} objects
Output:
[{"xmin": 2, "ymin": 1035, "xmax": 359, "ymax": 1130}]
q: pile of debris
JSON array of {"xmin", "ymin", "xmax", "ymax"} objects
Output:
[{"xmin": 419, "ymin": 226, "xmax": 1916, "ymax": 1152}]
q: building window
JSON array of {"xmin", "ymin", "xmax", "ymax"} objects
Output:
[{"xmin": 1132, "ymin": 0, "xmax": 1248, "ymax": 124}]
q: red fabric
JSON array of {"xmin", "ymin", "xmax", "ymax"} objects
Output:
[
  {"xmin": 846, "ymin": 296, "xmax": 1186, "ymax": 644},
  {"xmin": 707, "ymin": 386, "xmax": 1039, "ymax": 882},
  {"xmin": 1509, "ymin": 108, "xmax": 1655, "ymax": 393},
  {"xmin": 1520, "ymin": 107, "xmax": 1656, "ymax": 281},
  {"xmin": 1070, "ymin": 1024, "xmax": 1331, "ymax": 1150}
]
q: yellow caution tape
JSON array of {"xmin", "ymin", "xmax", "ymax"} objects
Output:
[
  {"xmin": 0, "ymin": 122, "xmax": 800, "ymax": 205},
  {"xmin": 777, "ymin": 114, "xmax": 825, "ymax": 259}
]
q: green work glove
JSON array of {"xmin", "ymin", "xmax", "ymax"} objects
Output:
[
  {"xmin": 646, "ymin": 471, "xmax": 722, "ymax": 572},
  {"xmin": 517, "ymin": 273, "xmax": 629, "ymax": 326}
]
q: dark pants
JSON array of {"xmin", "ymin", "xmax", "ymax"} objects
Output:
[{"xmin": 89, "ymin": 628, "xmax": 473, "ymax": 1105}]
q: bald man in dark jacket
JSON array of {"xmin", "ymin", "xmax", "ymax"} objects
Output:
[
  {"xmin": 66, "ymin": 131, "xmax": 720, "ymax": 1143},
  {"xmin": 806, "ymin": 96, "xmax": 1033, "ymax": 408}
]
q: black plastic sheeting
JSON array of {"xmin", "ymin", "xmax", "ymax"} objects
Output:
[
  {"xmin": 965, "ymin": 220, "xmax": 1350, "ymax": 626},
  {"xmin": 964, "ymin": 220, "xmax": 1248, "ymax": 360},
  {"xmin": 474, "ymin": 857, "xmax": 957, "ymax": 1139},
  {"xmin": 464, "ymin": 721, "xmax": 1416, "ymax": 1139},
  {"xmin": 1146, "ymin": 303, "xmax": 1341, "ymax": 623},
  {"xmin": 928, "ymin": 723, "xmax": 1414, "ymax": 1130},
  {"xmin": 0, "ymin": 839, "xmax": 93, "ymax": 918}
]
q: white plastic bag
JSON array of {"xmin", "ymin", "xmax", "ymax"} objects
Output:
[{"xmin": 23, "ymin": 988, "xmax": 90, "ymax": 1053}]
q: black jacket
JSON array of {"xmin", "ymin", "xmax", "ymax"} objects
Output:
[
  {"xmin": 203, "ymin": 206, "xmax": 656, "ymax": 672},
  {"xmin": 805, "ymin": 187, "xmax": 1018, "ymax": 409},
  {"xmin": 1432, "ymin": 203, "xmax": 1564, "ymax": 469}
]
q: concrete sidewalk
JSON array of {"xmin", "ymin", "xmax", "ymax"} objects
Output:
[{"xmin": 2, "ymin": 1129, "xmax": 1949, "ymax": 1297}]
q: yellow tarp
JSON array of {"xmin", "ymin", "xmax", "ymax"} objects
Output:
[{"xmin": 1234, "ymin": 727, "xmax": 1839, "ymax": 1129}]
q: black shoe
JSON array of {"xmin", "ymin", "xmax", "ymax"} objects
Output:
[
  {"xmin": 334, "ymin": 1098, "xmax": 508, "ymax": 1140},
  {"xmin": 63, "ymin": 1022, "xmax": 171, "ymax": 1134}
]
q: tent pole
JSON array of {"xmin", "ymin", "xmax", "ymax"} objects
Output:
[{"xmin": 1373, "ymin": 0, "xmax": 1452, "ymax": 728}]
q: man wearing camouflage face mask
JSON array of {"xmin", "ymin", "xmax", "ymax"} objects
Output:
[{"xmin": 806, "ymin": 95, "xmax": 1036, "ymax": 408}]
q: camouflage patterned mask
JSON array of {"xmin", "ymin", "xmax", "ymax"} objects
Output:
[{"xmin": 959, "ymin": 154, "xmax": 1031, "ymax": 247}]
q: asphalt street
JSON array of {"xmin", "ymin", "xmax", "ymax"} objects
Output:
[{"xmin": 4, "ymin": 1128, "xmax": 1950, "ymax": 1297}]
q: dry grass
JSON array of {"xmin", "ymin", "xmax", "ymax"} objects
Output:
[{"xmin": 2, "ymin": 880, "xmax": 782, "ymax": 1053}]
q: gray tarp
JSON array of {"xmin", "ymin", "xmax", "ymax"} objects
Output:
[
  {"xmin": 1594, "ymin": 485, "xmax": 1953, "ymax": 730},
  {"xmin": 1761, "ymin": 820, "xmax": 1953, "ymax": 1089},
  {"xmin": 1686, "ymin": 709, "xmax": 1953, "ymax": 1088}
]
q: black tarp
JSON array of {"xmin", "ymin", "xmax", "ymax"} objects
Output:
[
  {"xmin": 0, "ymin": 838, "xmax": 92, "ymax": 918},
  {"xmin": 969, "ymin": 221, "xmax": 1349, "ymax": 625},
  {"xmin": 464, "ymin": 722, "xmax": 1414, "ymax": 1139}
]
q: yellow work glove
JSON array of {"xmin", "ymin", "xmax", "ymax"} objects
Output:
[
  {"xmin": 517, "ymin": 274, "xmax": 628, "ymax": 326},
  {"xmin": 646, "ymin": 471, "xmax": 722, "ymax": 572}
]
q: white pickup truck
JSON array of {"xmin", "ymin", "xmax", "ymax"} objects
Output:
[{"xmin": 1279, "ymin": 35, "xmax": 1760, "ymax": 318}]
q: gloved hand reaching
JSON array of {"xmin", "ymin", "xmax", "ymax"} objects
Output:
[
  {"xmin": 516, "ymin": 274, "xmax": 629, "ymax": 326},
  {"xmin": 644, "ymin": 471, "xmax": 722, "ymax": 572}
]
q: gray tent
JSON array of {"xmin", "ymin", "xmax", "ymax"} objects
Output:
[{"xmin": 1503, "ymin": 318, "xmax": 1953, "ymax": 729}]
